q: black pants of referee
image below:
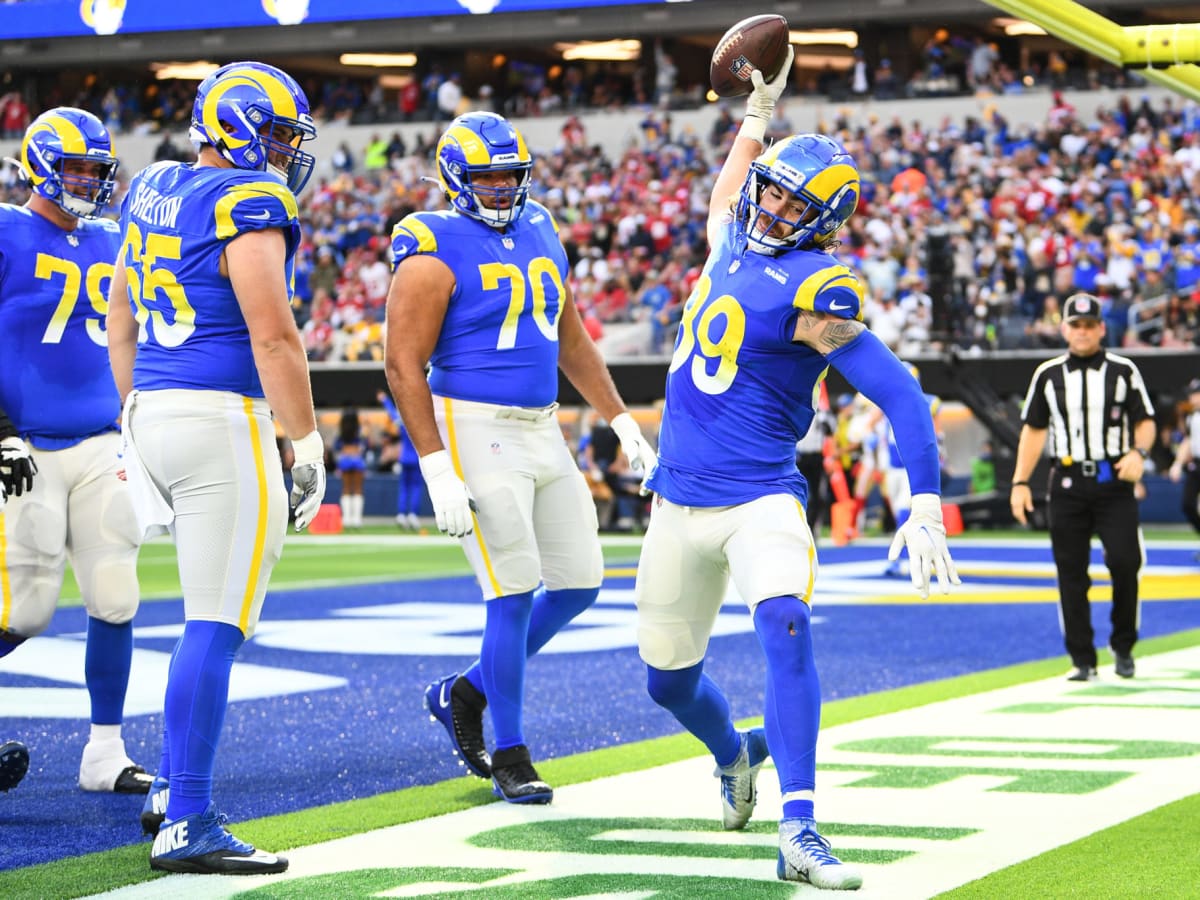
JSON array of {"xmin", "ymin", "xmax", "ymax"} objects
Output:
[
  {"xmin": 797, "ymin": 452, "xmax": 827, "ymax": 535},
  {"xmin": 1047, "ymin": 471, "xmax": 1142, "ymax": 669},
  {"xmin": 1181, "ymin": 463, "xmax": 1200, "ymax": 535}
]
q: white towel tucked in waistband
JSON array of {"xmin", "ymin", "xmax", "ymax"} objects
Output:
[{"xmin": 120, "ymin": 390, "xmax": 174, "ymax": 540}]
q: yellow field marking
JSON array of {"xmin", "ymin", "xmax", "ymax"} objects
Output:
[{"xmin": 600, "ymin": 570, "xmax": 1197, "ymax": 605}]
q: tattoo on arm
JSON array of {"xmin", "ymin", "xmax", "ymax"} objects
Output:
[
  {"xmin": 817, "ymin": 318, "xmax": 865, "ymax": 352},
  {"xmin": 794, "ymin": 309, "xmax": 865, "ymax": 351}
]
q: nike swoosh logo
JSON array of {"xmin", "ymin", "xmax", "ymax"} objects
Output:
[
  {"xmin": 246, "ymin": 210, "xmax": 273, "ymax": 220},
  {"xmin": 220, "ymin": 854, "xmax": 278, "ymax": 864},
  {"xmin": 828, "ymin": 300, "xmax": 851, "ymax": 311},
  {"xmin": 438, "ymin": 681, "xmax": 452, "ymax": 709}
]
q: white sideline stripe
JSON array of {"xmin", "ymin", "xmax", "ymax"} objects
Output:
[
  {"xmin": 596, "ymin": 830, "xmax": 939, "ymax": 853},
  {"xmin": 931, "ymin": 739, "xmax": 1119, "ymax": 755},
  {"xmin": 90, "ymin": 644, "xmax": 1200, "ymax": 900}
]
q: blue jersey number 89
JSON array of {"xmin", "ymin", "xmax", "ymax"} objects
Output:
[{"xmin": 668, "ymin": 274, "xmax": 746, "ymax": 395}]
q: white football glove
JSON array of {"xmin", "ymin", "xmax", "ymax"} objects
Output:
[
  {"xmin": 741, "ymin": 45, "xmax": 795, "ymax": 141},
  {"xmin": 419, "ymin": 449, "xmax": 476, "ymax": 538},
  {"xmin": 887, "ymin": 493, "xmax": 961, "ymax": 599},
  {"xmin": 289, "ymin": 431, "xmax": 327, "ymax": 532},
  {"xmin": 610, "ymin": 412, "xmax": 657, "ymax": 495},
  {"xmin": 0, "ymin": 435, "xmax": 37, "ymax": 498}
]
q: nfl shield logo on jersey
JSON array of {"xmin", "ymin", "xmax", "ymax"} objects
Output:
[{"xmin": 502, "ymin": 237, "xmax": 515, "ymax": 250}]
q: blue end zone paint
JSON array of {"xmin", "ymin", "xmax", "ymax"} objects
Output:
[{"xmin": 2, "ymin": 543, "xmax": 1198, "ymax": 870}]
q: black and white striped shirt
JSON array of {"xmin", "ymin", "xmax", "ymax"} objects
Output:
[{"xmin": 1020, "ymin": 350, "xmax": 1154, "ymax": 462}]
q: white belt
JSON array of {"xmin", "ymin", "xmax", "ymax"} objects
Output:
[{"xmin": 440, "ymin": 396, "xmax": 559, "ymax": 422}]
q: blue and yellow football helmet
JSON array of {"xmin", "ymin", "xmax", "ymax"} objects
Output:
[
  {"xmin": 735, "ymin": 133, "xmax": 860, "ymax": 255},
  {"xmin": 436, "ymin": 111, "xmax": 533, "ymax": 228},
  {"xmin": 18, "ymin": 107, "xmax": 118, "ymax": 219},
  {"xmin": 188, "ymin": 61, "xmax": 316, "ymax": 194}
]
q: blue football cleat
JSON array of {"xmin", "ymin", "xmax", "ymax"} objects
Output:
[
  {"xmin": 150, "ymin": 803, "xmax": 287, "ymax": 875},
  {"xmin": 424, "ymin": 673, "xmax": 491, "ymax": 779},
  {"xmin": 140, "ymin": 776, "xmax": 170, "ymax": 835}
]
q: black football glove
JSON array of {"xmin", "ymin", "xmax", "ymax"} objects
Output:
[{"xmin": 0, "ymin": 436, "xmax": 37, "ymax": 497}]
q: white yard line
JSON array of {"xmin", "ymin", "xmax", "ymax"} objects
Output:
[{"xmin": 95, "ymin": 645, "xmax": 1200, "ymax": 899}]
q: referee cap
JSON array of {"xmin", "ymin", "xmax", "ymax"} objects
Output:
[{"xmin": 1063, "ymin": 293, "xmax": 1102, "ymax": 322}]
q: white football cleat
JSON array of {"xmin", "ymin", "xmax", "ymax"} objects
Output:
[{"xmin": 79, "ymin": 737, "xmax": 153, "ymax": 793}]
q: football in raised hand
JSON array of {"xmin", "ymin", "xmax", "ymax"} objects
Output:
[{"xmin": 709, "ymin": 14, "xmax": 791, "ymax": 98}]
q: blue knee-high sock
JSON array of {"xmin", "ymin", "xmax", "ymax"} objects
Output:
[
  {"xmin": 85, "ymin": 617, "xmax": 133, "ymax": 726},
  {"xmin": 754, "ymin": 596, "xmax": 821, "ymax": 820},
  {"xmin": 646, "ymin": 662, "xmax": 741, "ymax": 767},
  {"xmin": 164, "ymin": 621, "xmax": 244, "ymax": 821},
  {"xmin": 478, "ymin": 590, "xmax": 534, "ymax": 752},
  {"xmin": 155, "ymin": 636, "xmax": 184, "ymax": 781},
  {"xmin": 463, "ymin": 586, "xmax": 597, "ymax": 694}
]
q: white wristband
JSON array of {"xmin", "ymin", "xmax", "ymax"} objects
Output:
[
  {"xmin": 291, "ymin": 430, "xmax": 324, "ymax": 467},
  {"xmin": 418, "ymin": 449, "xmax": 453, "ymax": 480},
  {"xmin": 738, "ymin": 114, "xmax": 767, "ymax": 144}
]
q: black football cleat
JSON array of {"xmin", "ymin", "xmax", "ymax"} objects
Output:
[
  {"xmin": 0, "ymin": 741, "xmax": 30, "ymax": 792},
  {"xmin": 491, "ymin": 744, "xmax": 552, "ymax": 804}
]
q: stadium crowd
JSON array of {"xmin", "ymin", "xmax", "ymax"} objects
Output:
[
  {"xmin": 285, "ymin": 88, "xmax": 1200, "ymax": 363},
  {"xmin": 4, "ymin": 81, "xmax": 1200, "ymax": 364}
]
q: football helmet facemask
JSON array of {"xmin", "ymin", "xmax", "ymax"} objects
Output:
[
  {"xmin": 735, "ymin": 133, "xmax": 859, "ymax": 256},
  {"xmin": 436, "ymin": 111, "xmax": 533, "ymax": 228},
  {"xmin": 18, "ymin": 107, "xmax": 118, "ymax": 219},
  {"xmin": 189, "ymin": 61, "xmax": 316, "ymax": 194}
]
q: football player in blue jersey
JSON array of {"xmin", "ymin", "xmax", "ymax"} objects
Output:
[
  {"xmin": 385, "ymin": 111, "xmax": 656, "ymax": 804},
  {"xmin": 106, "ymin": 61, "xmax": 323, "ymax": 876},
  {"xmin": 0, "ymin": 107, "xmax": 153, "ymax": 796},
  {"xmin": 633, "ymin": 53, "xmax": 959, "ymax": 891}
]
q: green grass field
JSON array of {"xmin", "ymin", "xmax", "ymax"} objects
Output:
[{"xmin": 14, "ymin": 526, "xmax": 1198, "ymax": 898}]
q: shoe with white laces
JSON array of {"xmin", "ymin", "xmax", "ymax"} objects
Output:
[
  {"xmin": 140, "ymin": 776, "xmax": 170, "ymax": 835},
  {"xmin": 1, "ymin": 740, "xmax": 29, "ymax": 792},
  {"xmin": 777, "ymin": 817, "xmax": 863, "ymax": 890},
  {"xmin": 424, "ymin": 673, "xmax": 491, "ymax": 779},
  {"xmin": 715, "ymin": 727, "xmax": 770, "ymax": 830},
  {"xmin": 79, "ymin": 737, "xmax": 153, "ymax": 793},
  {"xmin": 150, "ymin": 803, "xmax": 288, "ymax": 875}
]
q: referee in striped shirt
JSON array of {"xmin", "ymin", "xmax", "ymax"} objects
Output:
[{"xmin": 1010, "ymin": 293, "xmax": 1156, "ymax": 682}]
